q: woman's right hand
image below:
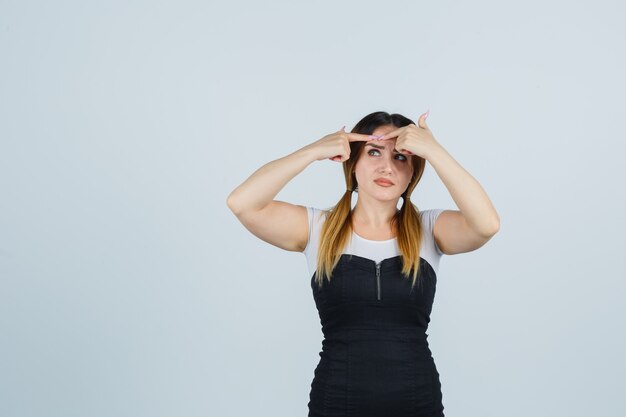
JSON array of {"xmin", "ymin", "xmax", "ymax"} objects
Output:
[{"xmin": 304, "ymin": 127, "xmax": 379, "ymax": 162}]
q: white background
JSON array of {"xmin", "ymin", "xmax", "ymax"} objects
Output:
[{"xmin": 1, "ymin": 1, "xmax": 625, "ymax": 416}]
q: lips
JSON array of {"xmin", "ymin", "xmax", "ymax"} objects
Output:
[{"xmin": 374, "ymin": 178, "xmax": 394, "ymax": 186}]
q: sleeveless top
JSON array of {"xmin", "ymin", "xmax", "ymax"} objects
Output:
[{"xmin": 301, "ymin": 207, "xmax": 447, "ymax": 417}]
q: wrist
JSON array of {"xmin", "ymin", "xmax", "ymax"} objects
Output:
[
  {"xmin": 293, "ymin": 144, "xmax": 320, "ymax": 164},
  {"xmin": 424, "ymin": 142, "xmax": 446, "ymax": 162}
]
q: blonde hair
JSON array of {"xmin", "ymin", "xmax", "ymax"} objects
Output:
[{"xmin": 314, "ymin": 111, "xmax": 428, "ymax": 290}]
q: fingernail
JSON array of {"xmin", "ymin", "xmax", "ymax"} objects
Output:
[
  {"xmin": 424, "ymin": 109, "xmax": 430, "ymax": 119},
  {"xmin": 368, "ymin": 135, "xmax": 381, "ymax": 138}
]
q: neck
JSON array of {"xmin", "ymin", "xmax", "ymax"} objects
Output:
[{"xmin": 352, "ymin": 197, "xmax": 400, "ymax": 228}]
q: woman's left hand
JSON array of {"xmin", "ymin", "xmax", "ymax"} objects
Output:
[{"xmin": 375, "ymin": 111, "xmax": 440, "ymax": 159}]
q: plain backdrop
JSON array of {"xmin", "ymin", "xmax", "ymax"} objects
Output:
[{"xmin": 1, "ymin": 1, "xmax": 625, "ymax": 416}]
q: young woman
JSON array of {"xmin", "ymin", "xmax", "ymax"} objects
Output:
[{"xmin": 226, "ymin": 110, "xmax": 500, "ymax": 417}]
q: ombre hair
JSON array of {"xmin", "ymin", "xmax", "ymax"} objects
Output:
[{"xmin": 315, "ymin": 111, "xmax": 428, "ymax": 290}]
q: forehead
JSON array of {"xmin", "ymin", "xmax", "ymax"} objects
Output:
[
  {"xmin": 372, "ymin": 125, "xmax": 397, "ymax": 136},
  {"xmin": 367, "ymin": 126, "xmax": 398, "ymax": 148},
  {"xmin": 364, "ymin": 140, "xmax": 399, "ymax": 152},
  {"xmin": 372, "ymin": 125, "xmax": 397, "ymax": 135}
]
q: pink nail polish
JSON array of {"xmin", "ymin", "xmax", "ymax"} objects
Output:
[{"xmin": 424, "ymin": 109, "xmax": 430, "ymax": 119}]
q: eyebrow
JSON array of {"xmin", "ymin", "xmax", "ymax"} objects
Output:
[{"xmin": 366, "ymin": 143, "xmax": 401, "ymax": 153}]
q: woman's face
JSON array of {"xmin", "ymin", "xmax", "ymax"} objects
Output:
[{"xmin": 353, "ymin": 125, "xmax": 414, "ymax": 202}]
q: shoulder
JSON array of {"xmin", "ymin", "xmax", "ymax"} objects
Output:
[
  {"xmin": 418, "ymin": 208, "xmax": 446, "ymax": 256},
  {"xmin": 418, "ymin": 208, "xmax": 445, "ymax": 227},
  {"xmin": 306, "ymin": 206, "xmax": 330, "ymax": 225},
  {"xmin": 302, "ymin": 206, "xmax": 329, "ymax": 254}
]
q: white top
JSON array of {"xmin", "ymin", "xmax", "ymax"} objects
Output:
[{"xmin": 302, "ymin": 207, "xmax": 446, "ymax": 278}]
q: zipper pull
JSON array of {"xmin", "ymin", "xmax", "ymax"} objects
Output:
[{"xmin": 376, "ymin": 262, "xmax": 381, "ymax": 301}]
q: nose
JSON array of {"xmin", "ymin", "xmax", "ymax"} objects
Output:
[{"xmin": 378, "ymin": 153, "xmax": 394, "ymax": 173}]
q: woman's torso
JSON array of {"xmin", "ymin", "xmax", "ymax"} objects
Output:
[{"xmin": 303, "ymin": 206, "xmax": 447, "ymax": 416}]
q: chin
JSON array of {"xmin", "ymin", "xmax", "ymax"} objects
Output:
[{"xmin": 372, "ymin": 191, "xmax": 402, "ymax": 201}]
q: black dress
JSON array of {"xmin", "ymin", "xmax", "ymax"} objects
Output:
[{"xmin": 308, "ymin": 253, "xmax": 445, "ymax": 417}]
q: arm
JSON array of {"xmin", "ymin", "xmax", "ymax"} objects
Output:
[
  {"xmin": 377, "ymin": 112, "xmax": 501, "ymax": 255},
  {"xmin": 226, "ymin": 128, "xmax": 373, "ymax": 252},
  {"xmin": 226, "ymin": 146, "xmax": 318, "ymax": 252},
  {"xmin": 427, "ymin": 143, "xmax": 501, "ymax": 255},
  {"xmin": 227, "ymin": 146, "xmax": 317, "ymax": 214}
]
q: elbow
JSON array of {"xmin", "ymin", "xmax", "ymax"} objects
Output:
[
  {"xmin": 226, "ymin": 192, "xmax": 240, "ymax": 214},
  {"xmin": 475, "ymin": 216, "xmax": 500, "ymax": 239},
  {"xmin": 484, "ymin": 217, "xmax": 500, "ymax": 237}
]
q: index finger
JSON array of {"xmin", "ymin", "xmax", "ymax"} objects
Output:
[
  {"xmin": 375, "ymin": 126, "xmax": 404, "ymax": 141},
  {"xmin": 347, "ymin": 132, "xmax": 381, "ymax": 142}
]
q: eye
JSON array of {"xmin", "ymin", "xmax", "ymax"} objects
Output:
[{"xmin": 368, "ymin": 149, "xmax": 408, "ymax": 162}]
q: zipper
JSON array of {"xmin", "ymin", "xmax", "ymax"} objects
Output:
[{"xmin": 376, "ymin": 262, "xmax": 381, "ymax": 301}]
